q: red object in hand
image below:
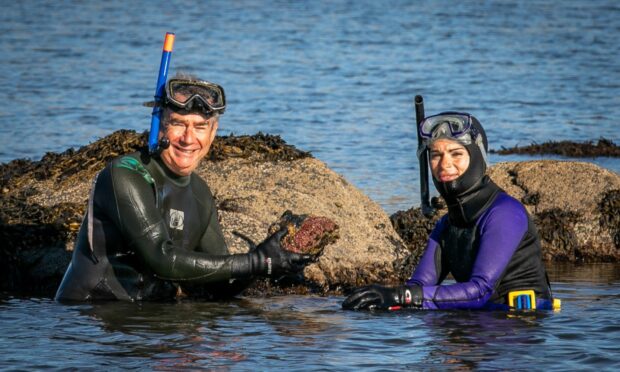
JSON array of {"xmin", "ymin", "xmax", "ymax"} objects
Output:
[{"xmin": 269, "ymin": 210, "xmax": 339, "ymax": 257}]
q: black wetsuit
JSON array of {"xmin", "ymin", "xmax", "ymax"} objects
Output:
[{"xmin": 55, "ymin": 151, "xmax": 248, "ymax": 301}]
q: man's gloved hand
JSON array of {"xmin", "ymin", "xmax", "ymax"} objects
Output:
[
  {"xmin": 251, "ymin": 227, "xmax": 313, "ymax": 277},
  {"xmin": 342, "ymin": 284, "xmax": 423, "ymax": 310}
]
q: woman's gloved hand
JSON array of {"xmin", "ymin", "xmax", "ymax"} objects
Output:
[
  {"xmin": 251, "ymin": 228, "xmax": 313, "ymax": 277},
  {"xmin": 342, "ymin": 284, "xmax": 423, "ymax": 310}
]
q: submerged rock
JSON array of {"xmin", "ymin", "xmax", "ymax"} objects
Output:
[{"xmin": 490, "ymin": 138, "xmax": 620, "ymax": 157}]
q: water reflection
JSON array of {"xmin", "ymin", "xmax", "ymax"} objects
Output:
[
  {"xmin": 417, "ymin": 310, "xmax": 549, "ymax": 369},
  {"xmin": 75, "ymin": 295, "xmax": 347, "ymax": 369},
  {"xmin": 547, "ymin": 262, "xmax": 620, "ymax": 283}
]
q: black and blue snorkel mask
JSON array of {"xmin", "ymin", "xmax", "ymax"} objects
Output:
[
  {"xmin": 163, "ymin": 78, "xmax": 226, "ymax": 116},
  {"xmin": 417, "ymin": 112, "xmax": 488, "ymax": 168}
]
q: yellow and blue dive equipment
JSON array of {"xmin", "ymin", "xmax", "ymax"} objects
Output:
[{"xmin": 508, "ymin": 290, "xmax": 561, "ymax": 311}]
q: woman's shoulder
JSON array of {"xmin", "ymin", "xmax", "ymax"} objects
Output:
[
  {"xmin": 490, "ymin": 191, "xmax": 526, "ymax": 211},
  {"xmin": 482, "ymin": 191, "xmax": 529, "ymax": 224}
]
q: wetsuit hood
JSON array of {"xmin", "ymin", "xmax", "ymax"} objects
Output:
[
  {"xmin": 432, "ymin": 137, "xmax": 488, "ymax": 202},
  {"xmin": 431, "ymin": 116, "xmax": 500, "ymax": 225}
]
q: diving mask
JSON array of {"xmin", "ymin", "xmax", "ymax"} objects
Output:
[
  {"xmin": 419, "ymin": 112, "xmax": 476, "ymax": 143},
  {"xmin": 417, "ymin": 112, "xmax": 488, "ymax": 166},
  {"xmin": 164, "ymin": 78, "xmax": 226, "ymax": 115}
]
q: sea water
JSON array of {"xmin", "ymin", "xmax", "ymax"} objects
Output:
[
  {"xmin": 1, "ymin": 264, "xmax": 619, "ymax": 370},
  {"xmin": 0, "ymin": 1, "xmax": 619, "ymax": 370}
]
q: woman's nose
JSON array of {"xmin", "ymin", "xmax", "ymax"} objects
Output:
[{"xmin": 440, "ymin": 154, "xmax": 452, "ymax": 169}]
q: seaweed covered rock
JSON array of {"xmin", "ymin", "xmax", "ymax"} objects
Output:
[
  {"xmin": 490, "ymin": 138, "xmax": 620, "ymax": 157},
  {"xmin": 599, "ymin": 189, "xmax": 620, "ymax": 249},
  {"xmin": 390, "ymin": 160, "xmax": 620, "ymax": 269},
  {"xmin": 488, "ymin": 161, "xmax": 620, "ymax": 262},
  {"xmin": 389, "ymin": 207, "xmax": 443, "ymax": 280},
  {"xmin": 0, "ymin": 130, "xmax": 405, "ymax": 296},
  {"xmin": 3, "ymin": 129, "xmax": 620, "ymax": 297}
]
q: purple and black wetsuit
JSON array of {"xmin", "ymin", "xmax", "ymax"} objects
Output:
[
  {"xmin": 406, "ymin": 177, "xmax": 552, "ymax": 310},
  {"xmin": 342, "ymin": 113, "xmax": 555, "ymax": 312}
]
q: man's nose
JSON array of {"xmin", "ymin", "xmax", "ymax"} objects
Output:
[{"xmin": 181, "ymin": 126, "xmax": 196, "ymax": 143}]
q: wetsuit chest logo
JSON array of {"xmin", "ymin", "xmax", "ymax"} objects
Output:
[{"xmin": 169, "ymin": 209, "xmax": 185, "ymax": 230}]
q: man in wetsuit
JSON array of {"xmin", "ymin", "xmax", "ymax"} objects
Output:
[
  {"xmin": 343, "ymin": 112, "xmax": 555, "ymax": 311},
  {"xmin": 55, "ymin": 77, "xmax": 311, "ymax": 301}
]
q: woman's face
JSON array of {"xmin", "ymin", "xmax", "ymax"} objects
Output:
[{"xmin": 429, "ymin": 138, "xmax": 471, "ymax": 182}]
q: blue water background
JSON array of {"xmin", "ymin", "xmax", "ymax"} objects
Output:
[
  {"xmin": 0, "ymin": 0, "xmax": 618, "ymax": 213},
  {"xmin": 1, "ymin": 1, "xmax": 619, "ymax": 370}
]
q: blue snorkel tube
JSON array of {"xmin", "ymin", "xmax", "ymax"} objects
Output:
[{"xmin": 148, "ymin": 32, "xmax": 175, "ymax": 154}]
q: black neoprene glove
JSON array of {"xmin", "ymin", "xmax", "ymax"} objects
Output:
[
  {"xmin": 342, "ymin": 284, "xmax": 423, "ymax": 310},
  {"xmin": 250, "ymin": 227, "xmax": 313, "ymax": 277}
]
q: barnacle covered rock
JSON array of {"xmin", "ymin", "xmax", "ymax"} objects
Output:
[{"xmin": 268, "ymin": 210, "xmax": 339, "ymax": 257}]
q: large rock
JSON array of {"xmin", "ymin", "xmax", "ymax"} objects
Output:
[
  {"xmin": 197, "ymin": 156, "xmax": 408, "ymax": 293},
  {"xmin": 0, "ymin": 130, "xmax": 408, "ymax": 296},
  {"xmin": 2, "ymin": 130, "xmax": 618, "ymax": 297},
  {"xmin": 488, "ymin": 161, "xmax": 620, "ymax": 262},
  {"xmin": 391, "ymin": 160, "xmax": 620, "ymax": 276}
]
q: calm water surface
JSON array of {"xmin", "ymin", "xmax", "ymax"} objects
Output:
[
  {"xmin": 1, "ymin": 264, "xmax": 618, "ymax": 370},
  {"xmin": 1, "ymin": 1, "xmax": 619, "ymax": 370}
]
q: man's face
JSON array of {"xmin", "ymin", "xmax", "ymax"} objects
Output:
[{"xmin": 159, "ymin": 109, "xmax": 218, "ymax": 176}]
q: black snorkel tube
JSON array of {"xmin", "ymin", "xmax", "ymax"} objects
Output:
[
  {"xmin": 415, "ymin": 95, "xmax": 435, "ymax": 217},
  {"xmin": 148, "ymin": 32, "xmax": 175, "ymax": 155}
]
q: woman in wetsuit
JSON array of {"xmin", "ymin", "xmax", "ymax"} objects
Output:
[
  {"xmin": 343, "ymin": 112, "xmax": 555, "ymax": 311},
  {"xmin": 55, "ymin": 78, "xmax": 311, "ymax": 301}
]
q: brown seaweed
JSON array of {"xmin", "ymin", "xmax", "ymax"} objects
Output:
[
  {"xmin": 490, "ymin": 138, "xmax": 620, "ymax": 158},
  {"xmin": 599, "ymin": 189, "xmax": 620, "ymax": 249}
]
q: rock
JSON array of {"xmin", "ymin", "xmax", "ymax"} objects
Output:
[
  {"xmin": 0, "ymin": 130, "xmax": 407, "ymax": 296},
  {"xmin": 2, "ymin": 130, "xmax": 619, "ymax": 297},
  {"xmin": 268, "ymin": 210, "xmax": 339, "ymax": 257},
  {"xmin": 197, "ymin": 151, "xmax": 408, "ymax": 293},
  {"xmin": 488, "ymin": 161, "xmax": 620, "ymax": 262},
  {"xmin": 391, "ymin": 160, "xmax": 620, "ymax": 268}
]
